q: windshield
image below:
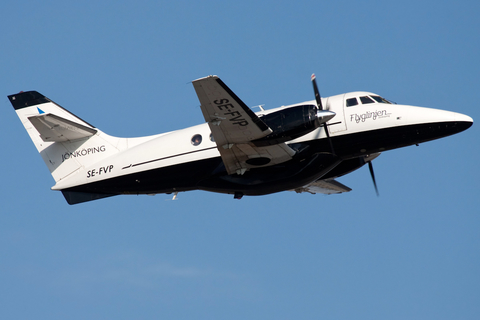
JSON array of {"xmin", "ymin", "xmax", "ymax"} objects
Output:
[{"xmin": 370, "ymin": 95, "xmax": 392, "ymax": 104}]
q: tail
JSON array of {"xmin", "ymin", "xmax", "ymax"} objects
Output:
[{"xmin": 8, "ymin": 91, "xmax": 123, "ymax": 203}]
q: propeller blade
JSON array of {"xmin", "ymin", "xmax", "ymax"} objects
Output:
[
  {"xmin": 311, "ymin": 74, "xmax": 323, "ymax": 110},
  {"xmin": 311, "ymin": 73, "xmax": 335, "ymax": 154},
  {"xmin": 368, "ymin": 161, "xmax": 379, "ymax": 196}
]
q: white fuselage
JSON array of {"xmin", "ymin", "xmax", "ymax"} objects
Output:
[{"xmin": 52, "ymin": 91, "xmax": 472, "ymax": 192}]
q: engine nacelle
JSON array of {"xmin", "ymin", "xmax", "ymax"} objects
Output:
[{"xmin": 253, "ymin": 105, "xmax": 335, "ymax": 146}]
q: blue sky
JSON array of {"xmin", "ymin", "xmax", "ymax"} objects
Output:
[{"xmin": 1, "ymin": 0, "xmax": 479, "ymax": 319}]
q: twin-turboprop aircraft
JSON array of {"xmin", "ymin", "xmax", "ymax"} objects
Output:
[{"xmin": 9, "ymin": 75, "xmax": 473, "ymax": 204}]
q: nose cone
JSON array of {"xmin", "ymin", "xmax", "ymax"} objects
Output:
[
  {"xmin": 397, "ymin": 106, "xmax": 473, "ymax": 145},
  {"xmin": 422, "ymin": 109, "xmax": 473, "ymax": 141},
  {"xmin": 406, "ymin": 105, "xmax": 473, "ymax": 134},
  {"xmin": 454, "ymin": 112, "xmax": 473, "ymax": 132},
  {"xmin": 455, "ymin": 112, "xmax": 473, "ymax": 122}
]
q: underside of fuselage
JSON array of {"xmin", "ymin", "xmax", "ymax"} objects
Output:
[{"xmin": 61, "ymin": 119, "xmax": 472, "ymax": 203}]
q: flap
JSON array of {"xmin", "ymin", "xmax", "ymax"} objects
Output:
[
  {"xmin": 28, "ymin": 113, "xmax": 97, "ymax": 142},
  {"xmin": 219, "ymin": 142, "xmax": 296, "ymax": 175}
]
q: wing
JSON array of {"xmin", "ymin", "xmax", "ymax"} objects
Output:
[
  {"xmin": 192, "ymin": 75, "xmax": 272, "ymax": 143},
  {"xmin": 192, "ymin": 75, "xmax": 295, "ymax": 175},
  {"xmin": 294, "ymin": 179, "xmax": 352, "ymax": 195}
]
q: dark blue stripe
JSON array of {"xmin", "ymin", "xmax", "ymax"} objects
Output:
[{"xmin": 8, "ymin": 91, "xmax": 49, "ymax": 110}]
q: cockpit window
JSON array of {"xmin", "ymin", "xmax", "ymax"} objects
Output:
[
  {"xmin": 347, "ymin": 95, "xmax": 393, "ymax": 107},
  {"xmin": 346, "ymin": 97, "xmax": 358, "ymax": 107},
  {"xmin": 370, "ymin": 95, "xmax": 392, "ymax": 104},
  {"xmin": 360, "ymin": 96, "xmax": 375, "ymax": 104}
]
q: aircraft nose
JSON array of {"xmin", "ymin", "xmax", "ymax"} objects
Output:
[
  {"xmin": 407, "ymin": 107, "xmax": 474, "ymax": 142},
  {"xmin": 454, "ymin": 112, "xmax": 473, "ymax": 132}
]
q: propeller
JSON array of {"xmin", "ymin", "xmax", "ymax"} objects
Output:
[
  {"xmin": 312, "ymin": 74, "xmax": 379, "ymax": 196},
  {"xmin": 311, "ymin": 74, "xmax": 335, "ymax": 154},
  {"xmin": 364, "ymin": 153, "xmax": 381, "ymax": 196},
  {"xmin": 368, "ymin": 161, "xmax": 379, "ymax": 196},
  {"xmin": 311, "ymin": 74, "xmax": 323, "ymax": 110}
]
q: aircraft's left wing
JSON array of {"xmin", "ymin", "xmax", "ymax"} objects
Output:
[
  {"xmin": 193, "ymin": 75, "xmax": 295, "ymax": 175},
  {"xmin": 294, "ymin": 179, "xmax": 352, "ymax": 195}
]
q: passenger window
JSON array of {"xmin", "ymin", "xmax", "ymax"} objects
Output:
[
  {"xmin": 346, "ymin": 97, "xmax": 358, "ymax": 107},
  {"xmin": 360, "ymin": 96, "xmax": 375, "ymax": 104},
  {"xmin": 191, "ymin": 134, "xmax": 202, "ymax": 146}
]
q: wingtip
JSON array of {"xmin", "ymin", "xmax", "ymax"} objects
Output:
[{"xmin": 192, "ymin": 75, "xmax": 219, "ymax": 83}]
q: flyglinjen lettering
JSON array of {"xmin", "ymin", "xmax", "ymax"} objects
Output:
[
  {"xmin": 61, "ymin": 145, "xmax": 106, "ymax": 162},
  {"xmin": 350, "ymin": 110, "xmax": 389, "ymax": 123}
]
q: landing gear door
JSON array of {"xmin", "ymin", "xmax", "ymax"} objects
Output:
[{"xmin": 325, "ymin": 94, "xmax": 347, "ymax": 133}]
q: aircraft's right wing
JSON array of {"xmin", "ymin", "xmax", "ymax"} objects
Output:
[
  {"xmin": 294, "ymin": 179, "xmax": 352, "ymax": 195},
  {"xmin": 193, "ymin": 75, "xmax": 296, "ymax": 175},
  {"xmin": 192, "ymin": 75, "xmax": 272, "ymax": 143}
]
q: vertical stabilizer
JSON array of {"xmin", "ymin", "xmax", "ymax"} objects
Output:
[{"xmin": 8, "ymin": 91, "xmax": 122, "ymax": 184}]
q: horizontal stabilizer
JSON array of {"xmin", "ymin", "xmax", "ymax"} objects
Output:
[
  {"xmin": 28, "ymin": 113, "xmax": 97, "ymax": 142},
  {"xmin": 294, "ymin": 179, "xmax": 352, "ymax": 195}
]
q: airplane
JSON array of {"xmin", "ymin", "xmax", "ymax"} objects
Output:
[{"xmin": 8, "ymin": 75, "xmax": 473, "ymax": 204}]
